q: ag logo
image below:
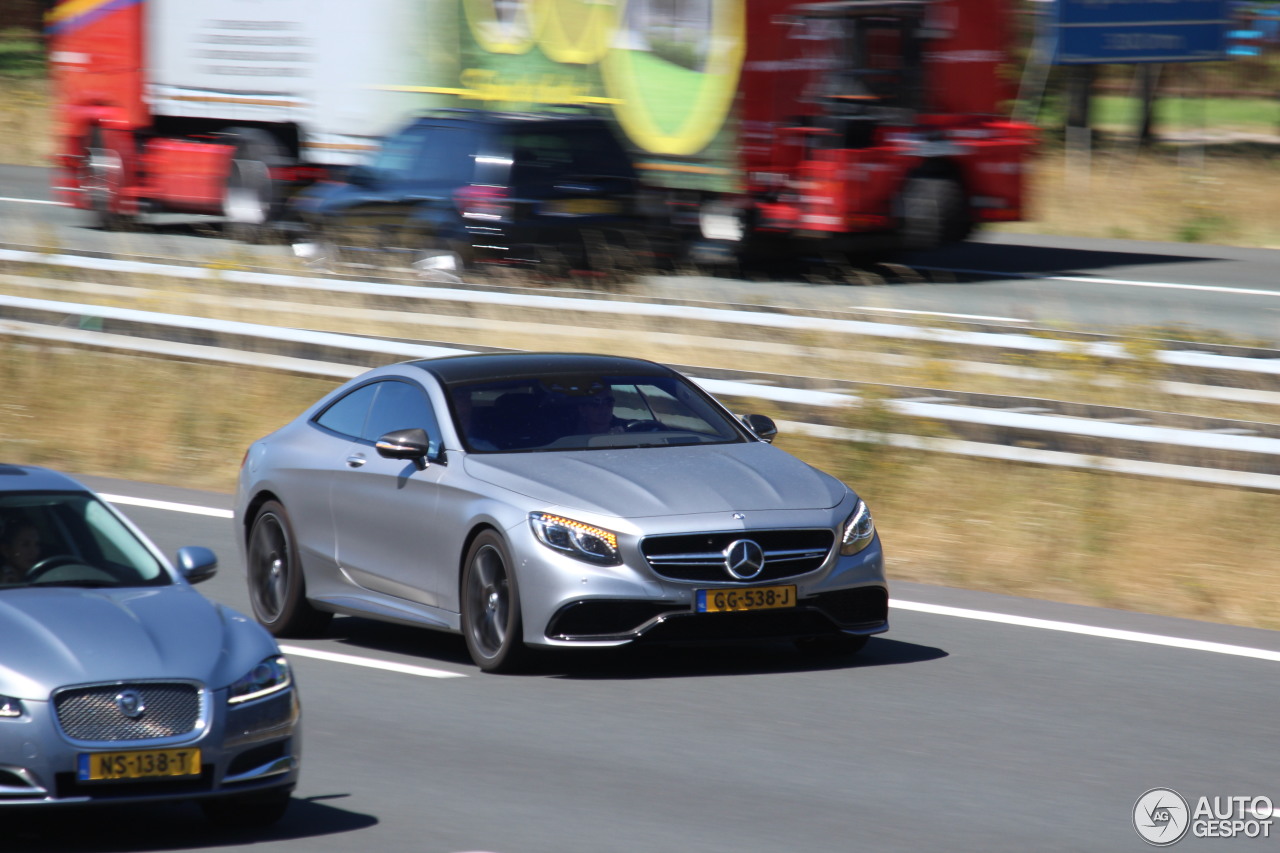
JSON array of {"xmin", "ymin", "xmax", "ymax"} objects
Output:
[{"xmin": 1134, "ymin": 788, "xmax": 1190, "ymax": 846}]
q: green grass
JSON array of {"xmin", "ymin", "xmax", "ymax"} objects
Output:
[
  {"xmin": 0, "ymin": 27, "xmax": 45, "ymax": 79},
  {"xmin": 1037, "ymin": 94, "xmax": 1280, "ymax": 136}
]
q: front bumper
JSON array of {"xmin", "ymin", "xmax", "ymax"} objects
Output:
[
  {"xmin": 546, "ymin": 583, "xmax": 888, "ymax": 643},
  {"xmin": 511, "ymin": 511, "xmax": 889, "ymax": 649},
  {"xmin": 0, "ymin": 687, "xmax": 300, "ymax": 808}
]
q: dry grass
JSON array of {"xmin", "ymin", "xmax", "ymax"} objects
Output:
[
  {"xmin": 778, "ymin": 429, "xmax": 1280, "ymax": 631},
  {"xmin": 0, "ymin": 76, "xmax": 51, "ymax": 167},
  {"xmin": 3, "ymin": 83, "xmax": 1280, "ymax": 631},
  {"xmin": 3, "ymin": 341, "xmax": 1279, "ymax": 632},
  {"xmin": 4, "ymin": 81, "xmax": 1280, "ymax": 248},
  {"xmin": 0, "ymin": 344, "xmax": 335, "ymax": 491},
  {"xmin": 995, "ymin": 140, "xmax": 1280, "ymax": 248}
]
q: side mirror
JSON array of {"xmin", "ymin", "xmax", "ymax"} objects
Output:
[
  {"xmin": 376, "ymin": 427, "xmax": 432, "ymax": 469},
  {"xmin": 740, "ymin": 414, "xmax": 778, "ymax": 443},
  {"xmin": 176, "ymin": 546, "xmax": 218, "ymax": 584}
]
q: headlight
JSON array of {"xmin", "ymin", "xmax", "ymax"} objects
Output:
[
  {"xmin": 0, "ymin": 696, "xmax": 24, "ymax": 719},
  {"xmin": 228, "ymin": 655, "xmax": 292, "ymax": 705},
  {"xmin": 529, "ymin": 512, "xmax": 621, "ymax": 565},
  {"xmin": 840, "ymin": 499, "xmax": 876, "ymax": 556}
]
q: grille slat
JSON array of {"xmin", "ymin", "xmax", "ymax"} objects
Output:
[
  {"xmin": 54, "ymin": 682, "xmax": 202, "ymax": 742},
  {"xmin": 642, "ymin": 529, "xmax": 834, "ymax": 583}
]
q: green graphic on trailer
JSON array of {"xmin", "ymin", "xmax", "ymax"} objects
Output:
[{"xmin": 454, "ymin": 0, "xmax": 745, "ymax": 191}]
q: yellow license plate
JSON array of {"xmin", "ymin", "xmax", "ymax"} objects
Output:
[
  {"xmin": 78, "ymin": 747, "xmax": 201, "ymax": 782},
  {"xmin": 546, "ymin": 198, "xmax": 621, "ymax": 216},
  {"xmin": 696, "ymin": 585, "xmax": 797, "ymax": 613}
]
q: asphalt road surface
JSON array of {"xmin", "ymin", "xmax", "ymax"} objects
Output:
[
  {"xmin": 3, "ymin": 163, "xmax": 1280, "ymax": 346},
  {"xmin": 9, "ymin": 473, "xmax": 1277, "ymax": 852}
]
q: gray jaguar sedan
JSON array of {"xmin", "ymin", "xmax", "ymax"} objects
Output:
[
  {"xmin": 0, "ymin": 466, "xmax": 299, "ymax": 824},
  {"xmin": 236, "ymin": 353, "xmax": 887, "ymax": 673}
]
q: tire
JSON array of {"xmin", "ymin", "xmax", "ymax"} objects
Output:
[
  {"xmin": 223, "ymin": 127, "xmax": 287, "ymax": 243},
  {"xmin": 200, "ymin": 789, "xmax": 292, "ymax": 829},
  {"xmin": 246, "ymin": 500, "xmax": 332, "ymax": 637},
  {"xmin": 81, "ymin": 127, "xmax": 132, "ymax": 230},
  {"xmin": 461, "ymin": 531, "xmax": 529, "ymax": 673},
  {"xmin": 899, "ymin": 176, "xmax": 967, "ymax": 253},
  {"xmin": 794, "ymin": 633, "xmax": 870, "ymax": 658}
]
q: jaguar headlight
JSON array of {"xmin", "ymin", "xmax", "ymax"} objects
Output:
[
  {"xmin": 228, "ymin": 655, "xmax": 292, "ymax": 705},
  {"xmin": 530, "ymin": 512, "xmax": 621, "ymax": 565},
  {"xmin": 0, "ymin": 695, "xmax": 24, "ymax": 719},
  {"xmin": 840, "ymin": 499, "xmax": 876, "ymax": 556}
]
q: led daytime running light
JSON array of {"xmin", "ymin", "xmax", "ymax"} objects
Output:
[
  {"xmin": 529, "ymin": 511, "xmax": 621, "ymax": 565},
  {"xmin": 537, "ymin": 513, "xmax": 617, "ymax": 550}
]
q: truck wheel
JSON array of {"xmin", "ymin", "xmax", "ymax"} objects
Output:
[
  {"xmin": 899, "ymin": 176, "xmax": 967, "ymax": 253},
  {"xmin": 82, "ymin": 127, "xmax": 132, "ymax": 230},
  {"xmin": 223, "ymin": 128, "xmax": 286, "ymax": 243}
]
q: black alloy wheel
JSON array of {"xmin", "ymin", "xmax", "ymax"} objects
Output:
[
  {"xmin": 246, "ymin": 500, "xmax": 331, "ymax": 637},
  {"xmin": 461, "ymin": 531, "xmax": 529, "ymax": 673}
]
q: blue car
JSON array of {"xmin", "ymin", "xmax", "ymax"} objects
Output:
[
  {"xmin": 0, "ymin": 465, "xmax": 299, "ymax": 826},
  {"xmin": 290, "ymin": 110, "xmax": 656, "ymax": 275}
]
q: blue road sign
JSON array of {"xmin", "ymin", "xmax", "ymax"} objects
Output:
[{"xmin": 1054, "ymin": 0, "xmax": 1232, "ymax": 64}]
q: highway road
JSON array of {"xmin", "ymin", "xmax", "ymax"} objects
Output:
[
  {"xmin": 3, "ymin": 163, "xmax": 1280, "ymax": 345},
  {"xmin": 8, "ymin": 473, "xmax": 1277, "ymax": 852},
  {"xmin": 5, "ymin": 162, "xmax": 1280, "ymax": 851}
]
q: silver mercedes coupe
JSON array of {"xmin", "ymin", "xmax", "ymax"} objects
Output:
[
  {"xmin": 236, "ymin": 353, "xmax": 887, "ymax": 673},
  {"xmin": 0, "ymin": 466, "xmax": 298, "ymax": 825}
]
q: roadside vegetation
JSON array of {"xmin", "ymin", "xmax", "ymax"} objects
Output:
[
  {"xmin": 2, "ymin": 24, "xmax": 1279, "ymax": 632},
  {"xmin": 3, "ymin": 25, "xmax": 1279, "ymax": 248},
  {"xmin": 2, "ymin": 343, "xmax": 1277, "ymax": 632},
  {"xmin": 2, "ymin": 267, "xmax": 1278, "ymax": 632}
]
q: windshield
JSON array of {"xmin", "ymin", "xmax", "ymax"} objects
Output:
[
  {"xmin": 0, "ymin": 492, "xmax": 170, "ymax": 589},
  {"xmin": 448, "ymin": 373, "xmax": 748, "ymax": 453}
]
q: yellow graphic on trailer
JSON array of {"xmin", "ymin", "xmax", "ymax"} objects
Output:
[
  {"xmin": 459, "ymin": 0, "xmax": 744, "ymax": 157},
  {"xmin": 463, "ymin": 0, "xmax": 535, "ymax": 54},
  {"xmin": 603, "ymin": 0, "xmax": 744, "ymax": 156},
  {"xmin": 533, "ymin": 0, "xmax": 623, "ymax": 65}
]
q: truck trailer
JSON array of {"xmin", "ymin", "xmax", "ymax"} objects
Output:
[{"xmin": 48, "ymin": 0, "xmax": 1035, "ymax": 254}]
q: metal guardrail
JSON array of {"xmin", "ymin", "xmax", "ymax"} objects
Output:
[
  {"xmin": 4, "ymin": 292, "xmax": 1280, "ymax": 492},
  {"xmin": 3, "ymin": 247, "xmax": 1280, "ymax": 379}
]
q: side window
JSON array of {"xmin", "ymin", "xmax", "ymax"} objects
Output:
[
  {"xmin": 369, "ymin": 124, "xmax": 433, "ymax": 181},
  {"xmin": 364, "ymin": 380, "xmax": 442, "ymax": 456},
  {"xmin": 410, "ymin": 127, "xmax": 478, "ymax": 184},
  {"xmin": 314, "ymin": 383, "xmax": 379, "ymax": 439}
]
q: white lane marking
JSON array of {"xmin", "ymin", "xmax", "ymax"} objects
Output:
[
  {"xmin": 0, "ymin": 196, "xmax": 64, "ymax": 206},
  {"xmin": 891, "ymin": 599, "xmax": 1280, "ymax": 663},
  {"xmin": 103, "ymin": 493, "xmax": 234, "ymax": 519},
  {"xmin": 918, "ymin": 265, "xmax": 1280, "ymax": 300},
  {"xmin": 103, "ymin": 493, "xmax": 470, "ymax": 678},
  {"xmin": 279, "ymin": 645, "xmax": 467, "ymax": 679},
  {"xmin": 104, "ymin": 493, "xmax": 1280, "ymax": 666},
  {"xmin": 849, "ymin": 306, "xmax": 1022, "ymax": 323}
]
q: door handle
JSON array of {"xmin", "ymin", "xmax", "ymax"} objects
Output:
[{"xmin": 346, "ymin": 455, "xmax": 366, "ymax": 468}]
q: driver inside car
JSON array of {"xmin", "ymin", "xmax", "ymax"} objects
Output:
[
  {"xmin": 0, "ymin": 518, "xmax": 40, "ymax": 583},
  {"xmin": 573, "ymin": 387, "xmax": 628, "ymax": 435}
]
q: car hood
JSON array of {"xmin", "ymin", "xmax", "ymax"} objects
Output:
[
  {"xmin": 463, "ymin": 442, "xmax": 848, "ymax": 518},
  {"xmin": 0, "ymin": 585, "xmax": 276, "ymax": 699}
]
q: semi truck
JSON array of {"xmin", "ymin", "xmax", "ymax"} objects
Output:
[{"xmin": 47, "ymin": 0, "xmax": 1035, "ymax": 254}]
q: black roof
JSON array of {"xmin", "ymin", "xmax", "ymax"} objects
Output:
[
  {"xmin": 411, "ymin": 352, "xmax": 674, "ymax": 385},
  {"xmin": 0, "ymin": 465, "xmax": 93, "ymax": 493}
]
